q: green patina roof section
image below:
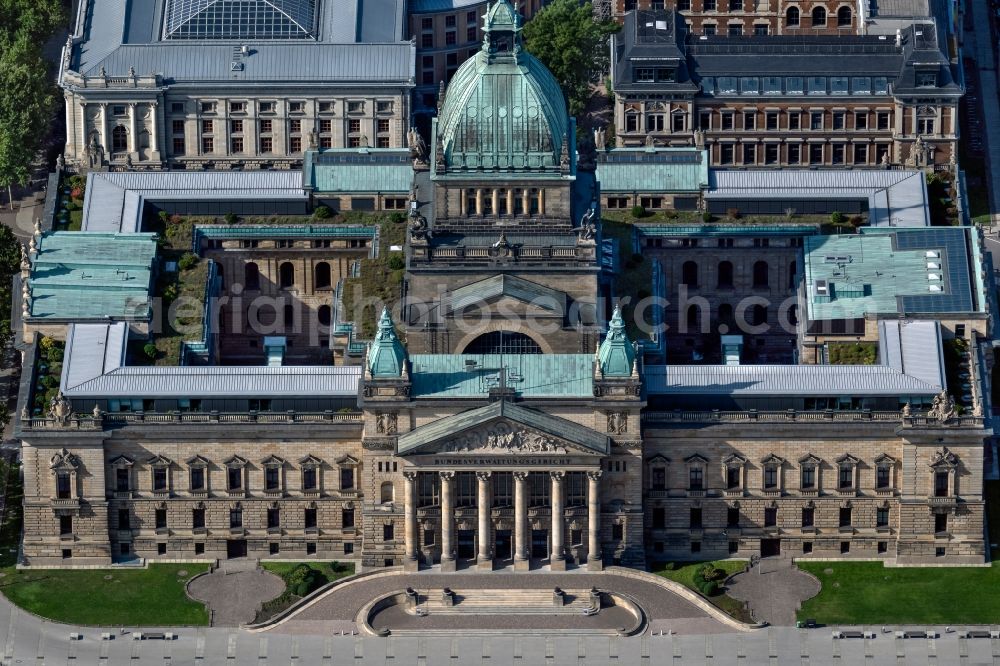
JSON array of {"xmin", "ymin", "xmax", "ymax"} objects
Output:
[
  {"xmin": 304, "ymin": 148, "xmax": 413, "ymax": 194},
  {"xmin": 29, "ymin": 232, "xmax": 157, "ymax": 320},
  {"xmin": 438, "ymin": 0, "xmax": 568, "ymax": 173},
  {"xmin": 639, "ymin": 224, "xmax": 820, "ymax": 237},
  {"xmin": 447, "ymin": 274, "xmax": 566, "ymax": 315},
  {"xmin": 367, "ymin": 307, "xmax": 407, "ymax": 377},
  {"xmin": 410, "ymin": 353, "xmax": 594, "ymax": 398},
  {"xmin": 397, "ymin": 400, "xmax": 609, "ymax": 455},
  {"xmin": 598, "ymin": 306, "xmax": 636, "ymax": 377},
  {"xmin": 596, "ymin": 149, "xmax": 709, "ymax": 193},
  {"xmin": 804, "ymin": 233, "xmax": 937, "ymax": 321}
]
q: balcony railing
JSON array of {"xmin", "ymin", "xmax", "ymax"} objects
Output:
[{"xmin": 22, "ymin": 410, "xmax": 364, "ymax": 430}]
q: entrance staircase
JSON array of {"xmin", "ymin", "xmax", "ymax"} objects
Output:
[{"xmin": 413, "ymin": 589, "xmax": 597, "ymax": 616}]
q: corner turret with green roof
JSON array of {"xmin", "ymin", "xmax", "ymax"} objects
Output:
[
  {"xmin": 366, "ymin": 307, "xmax": 407, "ymax": 378},
  {"xmin": 597, "ymin": 305, "xmax": 637, "ymax": 378}
]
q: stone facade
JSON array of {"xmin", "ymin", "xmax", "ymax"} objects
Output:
[{"xmin": 604, "ymin": 0, "xmax": 860, "ymax": 35}]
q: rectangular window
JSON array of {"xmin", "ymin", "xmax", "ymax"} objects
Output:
[
  {"xmin": 304, "ymin": 507, "xmax": 317, "ymax": 529},
  {"xmin": 785, "ymin": 77, "xmax": 804, "ymax": 95},
  {"xmin": 153, "ymin": 468, "xmax": 167, "ymax": 492},
  {"xmin": 192, "ymin": 508, "xmax": 205, "ymax": 530},
  {"xmin": 423, "ymin": 529, "xmax": 435, "ymax": 546},
  {"xmin": 763, "ymin": 467, "xmax": 777, "ymax": 489},
  {"xmin": 340, "ymin": 468, "xmax": 354, "ymax": 490},
  {"xmin": 230, "ymin": 119, "xmax": 243, "ymax": 133},
  {"xmin": 267, "ymin": 507, "xmax": 280, "ymax": 529},
  {"xmin": 839, "ymin": 507, "xmax": 852, "ymax": 527},
  {"xmin": 830, "ymin": 77, "xmax": 849, "ymax": 95},
  {"xmin": 690, "ymin": 508, "xmax": 702, "ymax": 529},
  {"xmin": 492, "ymin": 472, "xmax": 512, "ymax": 507},
  {"xmin": 302, "ymin": 467, "xmax": 317, "ymax": 491},
  {"xmin": 227, "ymin": 467, "xmax": 242, "ymax": 490},
  {"xmin": 717, "ymin": 77, "xmax": 737, "ymax": 95},
  {"xmin": 832, "ymin": 144, "xmax": 845, "ymax": 164},
  {"xmin": 720, "ymin": 144, "xmax": 734, "ymax": 164},
  {"xmin": 171, "ymin": 102, "xmax": 185, "ymax": 114},
  {"xmin": 740, "ymin": 77, "xmax": 759, "ymax": 95},
  {"xmin": 873, "ymin": 77, "xmax": 890, "ymax": 94},
  {"xmin": 726, "ymin": 466, "xmax": 740, "ymax": 489},
  {"xmin": 467, "ymin": 27, "xmax": 477, "ymax": 42},
  {"xmin": 809, "ymin": 143, "xmax": 824, "ymax": 164},
  {"xmin": 801, "ymin": 467, "xmax": 815, "ymax": 489},
  {"xmin": 260, "ymin": 137, "xmax": 272, "ymax": 153},
  {"xmin": 788, "ymin": 112, "xmax": 800, "ymax": 130},
  {"xmin": 742, "ymin": 143, "xmax": 756, "ymax": 164},
  {"xmin": 764, "ymin": 507, "xmax": 777, "ymax": 527},
  {"xmin": 801, "ymin": 507, "xmax": 814, "ymax": 527},
  {"xmin": 116, "ymin": 468, "xmax": 130, "ymax": 492},
  {"xmin": 877, "ymin": 111, "xmax": 891, "ymax": 130},
  {"xmin": 765, "ymin": 112, "xmax": 778, "ymax": 130},
  {"xmin": 201, "ymin": 137, "xmax": 214, "ymax": 154},
  {"xmin": 229, "ymin": 508, "xmax": 243, "ymax": 529},
  {"xmin": 118, "ymin": 509, "xmax": 131, "ymax": 529},
  {"xmin": 832, "ymin": 112, "xmax": 845, "ymax": 130},
  {"xmin": 743, "ymin": 111, "xmax": 756, "ymax": 129},
  {"xmin": 635, "ymin": 68, "xmax": 654, "ymax": 83},
  {"xmin": 342, "ymin": 508, "xmax": 355, "ymax": 528},
  {"xmin": 810, "ymin": 112, "xmax": 823, "ymax": 130},
  {"xmin": 688, "ymin": 468, "xmax": 703, "ymax": 491},
  {"xmin": 290, "ymin": 136, "xmax": 302, "ymax": 153},
  {"xmin": 306, "ymin": 542, "xmax": 316, "ymax": 555},
  {"xmin": 189, "ymin": 467, "xmax": 205, "ymax": 491},
  {"xmin": 230, "ymin": 137, "xmax": 243, "ymax": 153},
  {"xmin": 877, "ymin": 507, "xmax": 889, "ymax": 527},
  {"xmin": 612, "ymin": 523, "xmax": 624, "ymax": 541},
  {"xmin": 807, "ymin": 77, "xmax": 827, "ymax": 95},
  {"xmin": 855, "ymin": 112, "xmax": 868, "ymax": 130},
  {"xmin": 727, "ymin": 507, "xmax": 739, "ymax": 528},
  {"xmin": 60, "ymin": 515, "xmax": 73, "ymax": 535},
  {"xmin": 652, "ymin": 507, "xmax": 665, "ymax": 529},
  {"xmin": 720, "ymin": 112, "xmax": 734, "ymax": 130},
  {"xmin": 154, "ymin": 508, "xmax": 167, "ymax": 530},
  {"xmin": 172, "ymin": 138, "xmax": 185, "ymax": 154},
  {"xmin": 383, "ymin": 523, "xmax": 394, "ymax": 541},
  {"xmin": 839, "ymin": 465, "xmax": 853, "ymax": 489},
  {"xmin": 935, "ymin": 471, "xmax": 949, "ymax": 497},
  {"xmin": 265, "ymin": 467, "xmax": 280, "ymax": 491},
  {"xmin": 728, "ymin": 24, "xmax": 742, "ymax": 36}
]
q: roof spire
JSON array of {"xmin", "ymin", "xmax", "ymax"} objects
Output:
[
  {"xmin": 597, "ymin": 304, "xmax": 636, "ymax": 377},
  {"xmin": 367, "ymin": 307, "xmax": 407, "ymax": 378}
]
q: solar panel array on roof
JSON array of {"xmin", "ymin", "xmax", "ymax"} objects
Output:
[{"xmin": 163, "ymin": 0, "xmax": 318, "ymax": 39}]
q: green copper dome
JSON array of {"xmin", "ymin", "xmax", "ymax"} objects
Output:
[
  {"xmin": 367, "ymin": 307, "xmax": 407, "ymax": 378},
  {"xmin": 598, "ymin": 305, "xmax": 637, "ymax": 377},
  {"xmin": 437, "ymin": 0, "xmax": 568, "ymax": 172}
]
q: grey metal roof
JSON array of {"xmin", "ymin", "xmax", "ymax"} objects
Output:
[
  {"xmin": 60, "ymin": 322, "xmax": 363, "ymax": 398},
  {"xmin": 878, "ymin": 319, "xmax": 945, "ymax": 391},
  {"xmin": 397, "ymin": 401, "xmax": 609, "ymax": 455},
  {"xmin": 69, "ymin": 0, "xmax": 413, "ymax": 81},
  {"xmin": 82, "ymin": 171, "xmax": 307, "ymax": 232},
  {"xmin": 644, "ymin": 363, "xmax": 942, "ymax": 397},
  {"xmin": 707, "ymin": 169, "xmax": 929, "ymax": 228}
]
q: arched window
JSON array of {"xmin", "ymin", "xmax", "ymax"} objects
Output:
[
  {"xmin": 837, "ymin": 6, "xmax": 851, "ymax": 26},
  {"xmin": 380, "ymin": 481, "xmax": 394, "ymax": 504},
  {"xmin": 719, "ymin": 303, "xmax": 734, "ymax": 328},
  {"xmin": 112, "ymin": 126, "xmax": 128, "ymax": 153},
  {"xmin": 464, "ymin": 331, "xmax": 542, "ymax": 354},
  {"xmin": 681, "ymin": 261, "xmax": 698, "ymax": 288},
  {"xmin": 283, "ymin": 304, "xmax": 294, "ymax": 328},
  {"xmin": 314, "ymin": 262, "xmax": 331, "ymax": 289},
  {"xmin": 717, "ymin": 261, "xmax": 734, "ymax": 288},
  {"xmin": 244, "ymin": 262, "xmax": 260, "ymax": 290},
  {"xmin": 786, "ymin": 6, "xmax": 800, "ymax": 26},
  {"xmin": 751, "ymin": 304, "xmax": 767, "ymax": 327},
  {"xmin": 279, "ymin": 262, "xmax": 294, "ymax": 289},
  {"xmin": 753, "ymin": 260, "xmax": 769, "ymax": 288},
  {"xmin": 812, "ymin": 6, "xmax": 826, "ymax": 26},
  {"xmin": 685, "ymin": 304, "xmax": 705, "ymax": 332},
  {"xmin": 318, "ymin": 304, "xmax": 331, "ymax": 326}
]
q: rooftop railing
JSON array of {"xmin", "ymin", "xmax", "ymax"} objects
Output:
[{"xmin": 21, "ymin": 410, "xmax": 364, "ymax": 431}]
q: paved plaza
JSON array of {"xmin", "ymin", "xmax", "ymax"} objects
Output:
[
  {"xmin": 187, "ymin": 561, "xmax": 285, "ymax": 626},
  {"xmin": 726, "ymin": 558, "xmax": 822, "ymax": 626}
]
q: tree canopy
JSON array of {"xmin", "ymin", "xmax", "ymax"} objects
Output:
[
  {"xmin": 522, "ymin": 0, "xmax": 618, "ymax": 117},
  {"xmin": 0, "ymin": 0, "xmax": 64, "ymax": 207}
]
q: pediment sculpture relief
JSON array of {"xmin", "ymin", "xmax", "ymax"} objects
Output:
[{"xmin": 439, "ymin": 422, "xmax": 568, "ymax": 454}]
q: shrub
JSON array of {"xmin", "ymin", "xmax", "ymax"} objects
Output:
[
  {"xmin": 158, "ymin": 211, "xmax": 169, "ymax": 223},
  {"xmin": 178, "ymin": 253, "xmax": 199, "ymax": 271},
  {"xmin": 70, "ymin": 187, "xmax": 83, "ymax": 201},
  {"xmin": 143, "ymin": 343, "xmax": 158, "ymax": 360},
  {"xmin": 41, "ymin": 375, "xmax": 58, "ymax": 389},
  {"xmin": 45, "ymin": 346, "xmax": 63, "ymax": 364},
  {"xmin": 663, "ymin": 210, "xmax": 678, "ymax": 219},
  {"xmin": 169, "ymin": 214, "xmax": 184, "ymax": 225},
  {"xmin": 830, "ymin": 211, "xmax": 845, "ymax": 225},
  {"xmin": 726, "ymin": 208, "xmax": 741, "ymax": 219},
  {"xmin": 701, "ymin": 211, "xmax": 713, "ymax": 223},
  {"xmin": 387, "ymin": 255, "xmax": 405, "ymax": 270},
  {"xmin": 224, "ymin": 212, "xmax": 237, "ymax": 224},
  {"xmin": 701, "ymin": 580, "xmax": 719, "ymax": 597},
  {"xmin": 389, "ymin": 212, "xmax": 407, "ymax": 224},
  {"xmin": 631, "ymin": 205, "xmax": 647, "ymax": 219},
  {"xmin": 39, "ymin": 337, "xmax": 57, "ymax": 352},
  {"xmin": 312, "ymin": 205, "xmax": 332, "ymax": 219},
  {"xmin": 699, "ymin": 563, "xmax": 717, "ymax": 582},
  {"xmin": 162, "ymin": 284, "xmax": 178, "ymax": 302}
]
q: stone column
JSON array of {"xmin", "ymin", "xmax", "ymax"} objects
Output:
[
  {"xmin": 149, "ymin": 102, "xmax": 159, "ymax": 154},
  {"xmin": 128, "ymin": 103, "xmax": 137, "ymax": 156},
  {"xmin": 439, "ymin": 471, "xmax": 456, "ymax": 571},
  {"xmin": 538, "ymin": 189, "xmax": 545, "ymax": 216},
  {"xmin": 460, "ymin": 189, "xmax": 467, "ymax": 216},
  {"xmin": 99, "ymin": 103, "xmax": 109, "ymax": 154},
  {"xmin": 514, "ymin": 471, "xmax": 529, "ymax": 571},
  {"xmin": 65, "ymin": 95, "xmax": 75, "ymax": 160},
  {"xmin": 476, "ymin": 188, "xmax": 483, "ymax": 215},
  {"xmin": 506, "ymin": 188, "xmax": 514, "ymax": 216},
  {"xmin": 521, "ymin": 189, "xmax": 530, "ymax": 215},
  {"xmin": 587, "ymin": 470, "xmax": 602, "ymax": 571},
  {"xmin": 78, "ymin": 102, "xmax": 88, "ymax": 162},
  {"xmin": 491, "ymin": 188, "xmax": 499, "ymax": 216},
  {"xmin": 550, "ymin": 471, "xmax": 566, "ymax": 571},
  {"xmin": 476, "ymin": 471, "xmax": 492, "ymax": 570},
  {"xmin": 403, "ymin": 471, "xmax": 418, "ymax": 571}
]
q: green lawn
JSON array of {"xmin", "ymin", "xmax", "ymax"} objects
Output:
[
  {"xmin": 0, "ymin": 564, "xmax": 210, "ymax": 626},
  {"xmin": 260, "ymin": 560, "xmax": 354, "ymax": 581},
  {"xmin": 828, "ymin": 342, "xmax": 878, "ymax": 365},
  {"xmin": 797, "ymin": 561, "xmax": 1000, "ymax": 625},
  {"xmin": 651, "ymin": 560, "xmax": 754, "ymax": 623}
]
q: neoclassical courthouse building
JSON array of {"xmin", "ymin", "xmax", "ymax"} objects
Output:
[{"xmin": 18, "ymin": 1, "xmax": 992, "ymax": 571}]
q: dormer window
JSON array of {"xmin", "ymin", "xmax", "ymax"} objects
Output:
[
  {"xmin": 636, "ymin": 68, "xmax": 655, "ymax": 83},
  {"xmin": 917, "ymin": 72, "xmax": 937, "ymax": 88}
]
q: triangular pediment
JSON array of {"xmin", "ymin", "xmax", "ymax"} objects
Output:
[
  {"xmin": 444, "ymin": 275, "xmax": 567, "ymax": 319},
  {"xmin": 397, "ymin": 401, "xmax": 609, "ymax": 456}
]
